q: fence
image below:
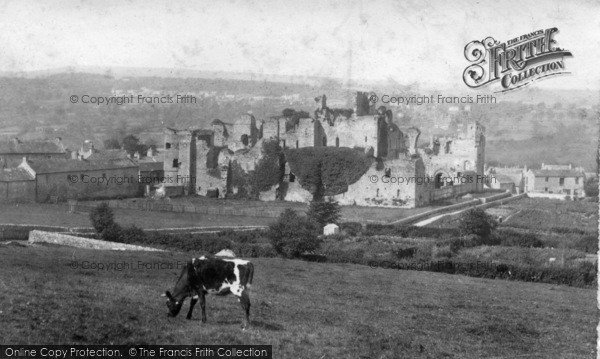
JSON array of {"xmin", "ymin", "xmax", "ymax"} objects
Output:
[{"xmin": 68, "ymin": 199, "xmax": 287, "ymax": 218}]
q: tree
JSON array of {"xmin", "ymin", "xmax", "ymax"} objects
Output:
[
  {"xmin": 103, "ymin": 138, "xmax": 121, "ymax": 149},
  {"xmin": 458, "ymin": 208, "xmax": 498, "ymax": 239},
  {"xmin": 122, "ymin": 134, "xmax": 148, "ymax": 157},
  {"xmin": 267, "ymin": 209, "xmax": 321, "ymax": 258},
  {"xmin": 307, "ymin": 198, "xmax": 341, "ymax": 228},
  {"xmin": 89, "ymin": 203, "xmax": 126, "ymax": 242},
  {"xmin": 584, "ymin": 177, "xmax": 599, "ymax": 198},
  {"xmin": 89, "ymin": 203, "xmax": 115, "ymax": 234}
]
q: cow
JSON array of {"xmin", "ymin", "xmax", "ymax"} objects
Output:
[{"xmin": 163, "ymin": 256, "xmax": 254, "ymax": 329}]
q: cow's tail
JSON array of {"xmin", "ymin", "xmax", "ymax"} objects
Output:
[{"xmin": 244, "ymin": 262, "xmax": 254, "ymax": 290}]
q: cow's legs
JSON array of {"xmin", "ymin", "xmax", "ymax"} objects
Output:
[
  {"xmin": 186, "ymin": 294, "xmax": 198, "ymax": 320},
  {"xmin": 239, "ymin": 291, "xmax": 250, "ymax": 329},
  {"xmin": 200, "ymin": 291, "xmax": 207, "ymax": 323}
]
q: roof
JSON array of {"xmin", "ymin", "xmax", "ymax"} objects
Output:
[
  {"xmin": 0, "ymin": 140, "xmax": 65, "ymax": 154},
  {"xmin": 27, "ymin": 158, "xmax": 138, "ymax": 174},
  {"xmin": 493, "ymin": 174, "xmax": 516, "ymax": 184},
  {"xmin": 87, "ymin": 149, "xmax": 129, "ymax": 160},
  {"xmin": 0, "ymin": 167, "xmax": 35, "ymax": 182},
  {"xmin": 139, "ymin": 162, "xmax": 164, "ymax": 172},
  {"xmin": 532, "ymin": 169, "xmax": 585, "ymax": 178}
]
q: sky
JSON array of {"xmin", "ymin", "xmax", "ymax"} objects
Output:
[{"xmin": 0, "ymin": 0, "xmax": 598, "ymax": 90}]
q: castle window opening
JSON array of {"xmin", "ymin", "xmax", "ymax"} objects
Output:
[
  {"xmin": 434, "ymin": 173, "xmax": 443, "ymax": 189},
  {"xmin": 545, "ymin": 177, "xmax": 549, "ymax": 182},
  {"xmin": 323, "ymin": 137, "xmax": 327, "ymax": 146},
  {"xmin": 296, "ymin": 140, "xmax": 299, "ymax": 148},
  {"xmin": 289, "ymin": 172, "xmax": 296, "ymax": 182},
  {"xmin": 365, "ymin": 136, "xmax": 367, "ymax": 143},
  {"xmin": 335, "ymin": 137, "xmax": 339, "ymax": 147},
  {"xmin": 166, "ymin": 142, "xmax": 171, "ymax": 149},
  {"xmin": 445, "ymin": 141, "xmax": 452, "ymax": 154},
  {"xmin": 544, "ymin": 187, "xmax": 548, "ymax": 192},
  {"xmin": 376, "ymin": 188, "xmax": 379, "ymax": 197},
  {"xmin": 397, "ymin": 189, "xmax": 400, "ymax": 197},
  {"xmin": 559, "ymin": 177, "xmax": 564, "ymax": 186},
  {"xmin": 575, "ymin": 177, "xmax": 580, "ymax": 184},
  {"xmin": 172, "ymin": 159, "xmax": 179, "ymax": 168}
]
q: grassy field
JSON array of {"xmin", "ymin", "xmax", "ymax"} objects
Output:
[
  {"xmin": 431, "ymin": 197, "xmax": 598, "ymax": 233},
  {"xmin": 0, "ymin": 243, "xmax": 596, "ymax": 358},
  {"xmin": 0, "ymin": 190, "xmax": 507, "ymax": 229},
  {"xmin": 0, "ymin": 203, "xmax": 275, "ymax": 228}
]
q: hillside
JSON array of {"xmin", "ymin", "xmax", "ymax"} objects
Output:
[{"xmin": 0, "ymin": 243, "xmax": 595, "ymax": 358}]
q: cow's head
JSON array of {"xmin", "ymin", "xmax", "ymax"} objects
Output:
[{"xmin": 163, "ymin": 291, "xmax": 183, "ymax": 317}]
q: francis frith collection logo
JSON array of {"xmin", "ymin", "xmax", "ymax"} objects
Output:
[{"xmin": 463, "ymin": 27, "xmax": 572, "ymax": 92}]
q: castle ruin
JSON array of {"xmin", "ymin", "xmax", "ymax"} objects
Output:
[{"xmin": 161, "ymin": 92, "xmax": 486, "ymax": 207}]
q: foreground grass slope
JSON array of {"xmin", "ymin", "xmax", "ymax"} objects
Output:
[{"xmin": 0, "ymin": 243, "xmax": 595, "ymax": 358}]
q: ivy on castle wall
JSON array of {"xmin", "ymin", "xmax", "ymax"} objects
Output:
[
  {"xmin": 250, "ymin": 140, "xmax": 284, "ymax": 195},
  {"xmin": 285, "ymin": 147, "xmax": 373, "ymax": 199},
  {"xmin": 227, "ymin": 140, "xmax": 284, "ymax": 199}
]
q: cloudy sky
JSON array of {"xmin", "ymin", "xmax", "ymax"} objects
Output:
[{"xmin": 0, "ymin": 0, "xmax": 598, "ymax": 90}]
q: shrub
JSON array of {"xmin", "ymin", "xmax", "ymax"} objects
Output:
[
  {"xmin": 267, "ymin": 209, "xmax": 321, "ymax": 258},
  {"xmin": 458, "ymin": 208, "xmax": 498, "ymax": 239},
  {"xmin": 432, "ymin": 245, "xmax": 453, "ymax": 259},
  {"xmin": 496, "ymin": 229, "xmax": 543, "ymax": 248},
  {"xmin": 119, "ymin": 224, "xmax": 147, "ymax": 244},
  {"xmin": 573, "ymin": 235, "xmax": 598, "ymax": 254},
  {"xmin": 439, "ymin": 235, "xmax": 481, "ymax": 252},
  {"xmin": 307, "ymin": 199, "xmax": 341, "ymax": 228},
  {"xmin": 101, "ymin": 223, "xmax": 122, "ymax": 243},
  {"xmin": 89, "ymin": 203, "xmax": 116, "ymax": 234},
  {"xmin": 339, "ymin": 222, "xmax": 363, "ymax": 237}
]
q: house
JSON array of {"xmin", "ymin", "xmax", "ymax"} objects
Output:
[
  {"xmin": 486, "ymin": 166, "xmax": 526, "ymax": 193},
  {"xmin": 19, "ymin": 157, "xmax": 140, "ymax": 202},
  {"xmin": 524, "ymin": 163, "xmax": 586, "ymax": 198},
  {"xmin": 138, "ymin": 160, "xmax": 165, "ymax": 196},
  {"xmin": 0, "ymin": 138, "xmax": 67, "ymax": 167},
  {"xmin": 0, "ymin": 167, "xmax": 35, "ymax": 203}
]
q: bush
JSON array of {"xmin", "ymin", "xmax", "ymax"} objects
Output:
[
  {"xmin": 339, "ymin": 222, "xmax": 363, "ymax": 237},
  {"xmin": 101, "ymin": 223, "xmax": 122, "ymax": 242},
  {"xmin": 307, "ymin": 199, "xmax": 341, "ymax": 228},
  {"xmin": 267, "ymin": 209, "xmax": 322, "ymax": 258},
  {"xmin": 90, "ymin": 203, "xmax": 116, "ymax": 234},
  {"xmin": 438, "ymin": 235, "xmax": 481, "ymax": 252},
  {"xmin": 119, "ymin": 224, "xmax": 147, "ymax": 244},
  {"xmin": 496, "ymin": 229, "xmax": 543, "ymax": 248},
  {"xmin": 458, "ymin": 208, "xmax": 498, "ymax": 239},
  {"xmin": 573, "ymin": 235, "xmax": 599, "ymax": 254},
  {"xmin": 362, "ymin": 224, "xmax": 460, "ymax": 239}
]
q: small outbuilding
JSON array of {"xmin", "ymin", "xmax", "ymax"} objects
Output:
[{"xmin": 323, "ymin": 223, "xmax": 340, "ymax": 236}]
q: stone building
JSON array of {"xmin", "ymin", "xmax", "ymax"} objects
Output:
[
  {"xmin": 0, "ymin": 138, "xmax": 67, "ymax": 168},
  {"xmin": 524, "ymin": 163, "xmax": 586, "ymax": 198},
  {"xmin": 19, "ymin": 157, "xmax": 139, "ymax": 202},
  {"xmin": 163, "ymin": 92, "xmax": 486, "ymax": 207},
  {"xmin": 0, "ymin": 167, "xmax": 35, "ymax": 203}
]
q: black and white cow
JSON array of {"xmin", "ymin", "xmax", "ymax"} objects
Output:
[{"xmin": 163, "ymin": 256, "xmax": 254, "ymax": 329}]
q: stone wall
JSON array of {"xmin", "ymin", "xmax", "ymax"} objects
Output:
[
  {"xmin": 28, "ymin": 230, "xmax": 164, "ymax": 251},
  {"xmin": 0, "ymin": 180, "xmax": 35, "ymax": 203},
  {"xmin": 35, "ymin": 167, "xmax": 140, "ymax": 202}
]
